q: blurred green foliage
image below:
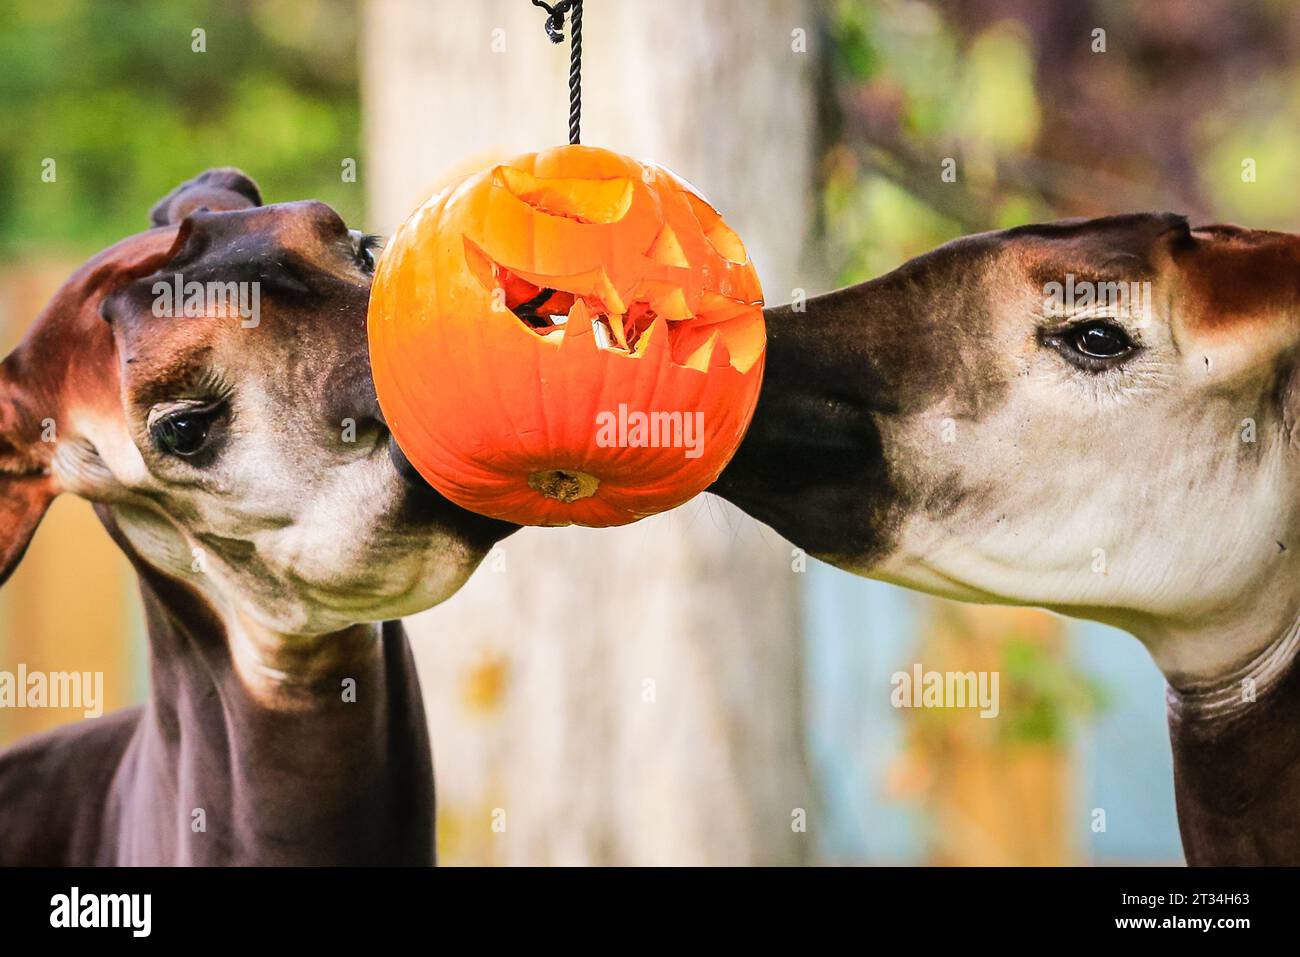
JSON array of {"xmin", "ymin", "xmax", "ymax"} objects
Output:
[
  {"xmin": 998, "ymin": 636, "xmax": 1107, "ymax": 746},
  {"xmin": 824, "ymin": 1, "xmax": 1052, "ymax": 284},
  {"xmin": 0, "ymin": 0, "xmax": 360, "ymax": 259},
  {"xmin": 824, "ymin": 0, "xmax": 1300, "ymax": 285},
  {"xmin": 910, "ymin": 606, "xmax": 1107, "ymax": 749}
]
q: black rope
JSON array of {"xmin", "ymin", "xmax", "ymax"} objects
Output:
[{"xmin": 531, "ymin": 0, "xmax": 583, "ymax": 144}]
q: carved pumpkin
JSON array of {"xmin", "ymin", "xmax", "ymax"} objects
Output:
[{"xmin": 368, "ymin": 145, "xmax": 765, "ymax": 527}]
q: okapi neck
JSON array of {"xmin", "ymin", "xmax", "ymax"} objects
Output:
[
  {"xmin": 100, "ymin": 537, "xmax": 435, "ymax": 865},
  {"xmin": 1165, "ymin": 618, "xmax": 1300, "ymax": 865}
]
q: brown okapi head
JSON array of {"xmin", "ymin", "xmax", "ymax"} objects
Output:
[
  {"xmin": 0, "ymin": 169, "xmax": 512, "ymax": 653},
  {"xmin": 717, "ymin": 213, "xmax": 1300, "ymax": 688}
]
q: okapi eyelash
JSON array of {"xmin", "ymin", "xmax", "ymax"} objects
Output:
[
  {"xmin": 356, "ymin": 233, "xmax": 385, "ymax": 268},
  {"xmin": 145, "ymin": 369, "xmax": 234, "ymax": 426},
  {"xmin": 1034, "ymin": 311, "xmax": 1144, "ymax": 336},
  {"xmin": 189, "ymin": 366, "xmax": 236, "ymax": 402},
  {"xmin": 146, "ymin": 398, "xmax": 227, "ymax": 431}
]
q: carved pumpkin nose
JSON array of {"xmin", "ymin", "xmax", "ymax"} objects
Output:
[{"xmin": 367, "ymin": 145, "xmax": 766, "ymax": 527}]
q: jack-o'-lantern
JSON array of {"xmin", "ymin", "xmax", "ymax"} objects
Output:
[{"xmin": 367, "ymin": 145, "xmax": 765, "ymax": 527}]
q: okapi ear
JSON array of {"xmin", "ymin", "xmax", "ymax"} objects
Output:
[
  {"xmin": 149, "ymin": 167, "xmax": 263, "ymax": 227},
  {"xmin": 0, "ymin": 356, "xmax": 56, "ymax": 587}
]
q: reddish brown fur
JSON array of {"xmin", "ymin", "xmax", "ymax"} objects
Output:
[{"xmin": 1175, "ymin": 226, "xmax": 1300, "ymax": 333}]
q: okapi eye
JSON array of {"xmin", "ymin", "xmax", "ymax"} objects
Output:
[
  {"xmin": 151, "ymin": 409, "xmax": 217, "ymax": 458},
  {"xmin": 1040, "ymin": 319, "xmax": 1138, "ymax": 372},
  {"xmin": 353, "ymin": 232, "xmax": 384, "ymax": 273},
  {"xmin": 1072, "ymin": 321, "xmax": 1133, "ymax": 359}
]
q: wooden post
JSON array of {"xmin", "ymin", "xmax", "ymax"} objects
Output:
[{"xmin": 363, "ymin": 0, "xmax": 819, "ymax": 864}]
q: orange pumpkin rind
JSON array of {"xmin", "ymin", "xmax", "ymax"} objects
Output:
[{"xmin": 368, "ymin": 145, "xmax": 766, "ymax": 527}]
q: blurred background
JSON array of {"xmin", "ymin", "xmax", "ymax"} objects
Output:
[{"xmin": 7, "ymin": 0, "xmax": 1294, "ymax": 865}]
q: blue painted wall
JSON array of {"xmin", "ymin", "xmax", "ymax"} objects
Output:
[
  {"xmin": 1071, "ymin": 621, "xmax": 1183, "ymax": 864},
  {"xmin": 801, "ymin": 561, "xmax": 1184, "ymax": 864}
]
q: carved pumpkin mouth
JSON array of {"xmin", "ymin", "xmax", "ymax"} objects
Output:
[
  {"xmin": 467, "ymin": 244, "xmax": 763, "ymax": 371},
  {"xmin": 497, "ymin": 269, "xmax": 661, "ymax": 353}
]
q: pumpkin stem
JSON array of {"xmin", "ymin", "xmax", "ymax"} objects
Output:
[{"xmin": 528, "ymin": 468, "xmax": 599, "ymax": 503}]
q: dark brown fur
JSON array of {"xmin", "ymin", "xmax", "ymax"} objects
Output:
[{"xmin": 0, "ymin": 169, "xmax": 512, "ymax": 865}]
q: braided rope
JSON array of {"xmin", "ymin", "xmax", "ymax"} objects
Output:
[{"xmin": 531, "ymin": 0, "xmax": 583, "ymax": 144}]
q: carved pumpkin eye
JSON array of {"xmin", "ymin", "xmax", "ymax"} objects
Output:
[{"xmin": 367, "ymin": 146, "xmax": 767, "ymax": 528}]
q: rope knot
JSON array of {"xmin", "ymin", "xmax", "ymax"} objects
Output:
[{"xmin": 532, "ymin": 0, "xmax": 575, "ymax": 43}]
